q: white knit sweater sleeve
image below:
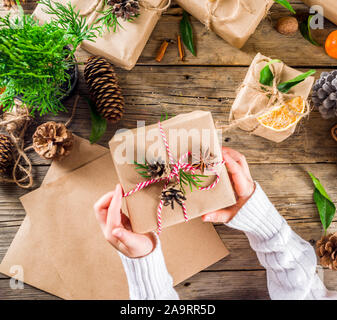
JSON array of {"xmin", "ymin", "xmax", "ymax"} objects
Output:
[
  {"xmin": 118, "ymin": 234, "xmax": 179, "ymax": 300},
  {"xmin": 119, "ymin": 182, "xmax": 337, "ymax": 300},
  {"xmin": 226, "ymin": 182, "xmax": 337, "ymax": 300}
]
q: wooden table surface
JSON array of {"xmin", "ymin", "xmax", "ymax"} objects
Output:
[{"xmin": 1, "ymin": 0, "xmax": 337, "ymax": 300}]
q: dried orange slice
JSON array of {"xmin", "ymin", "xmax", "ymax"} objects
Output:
[{"xmin": 257, "ymin": 97, "xmax": 305, "ymax": 131}]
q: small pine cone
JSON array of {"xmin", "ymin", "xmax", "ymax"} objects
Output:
[
  {"xmin": 84, "ymin": 56, "xmax": 124, "ymax": 123},
  {"xmin": 147, "ymin": 160, "xmax": 169, "ymax": 178},
  {"xmin": 33, "ymin": 122, "xmax": 74, "ymax": 160},
  {"xmin": 316, "ymin": 233, "xmax": 337, "ymax": 270},
  {"xmin": 312, "ymin": 70, "xmax": 337, "ymax": 119},
  {"xmin": 0, "ymin": 134, "xmax": 14, "ymax": 176},
  {"xmin": 107, "ymin": 0, "xmax": 140, "ymax": 20}
]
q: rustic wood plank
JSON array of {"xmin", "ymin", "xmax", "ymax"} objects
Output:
[{"xmin": 1, "ymin": 267, "xmax": 336, "ymax": 300}]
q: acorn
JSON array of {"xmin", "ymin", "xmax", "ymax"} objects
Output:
[{"xmin": 276, "ymin": 16, "xmax": 299, "ymax": 36}]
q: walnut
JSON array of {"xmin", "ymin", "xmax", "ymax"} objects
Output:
[
  {"xmin": 276, "ymin": 16, "xmax": 298, "ymax": 36},
  {"xmin": 33, "ymin": 121, "xmax": 74, "ymax": 160}
]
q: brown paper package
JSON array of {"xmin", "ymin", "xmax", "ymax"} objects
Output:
[
  {"xmin": 301, "ymin": 0, "xmax": 337, "ymax": 26},
  {"xmin": 175, "ymin": 0, "xmax": 274, "ymax": 49},
  {"xmin": 231, "ymin": 53, "xmax": 315, "ymax": 143},
  {"xmin": 33, "ymin": 0, "xmax": 166, "ymax": 70},
  {"xmin": 0, "ymin": 136, "xmax": 228, "ymax": 299},
  {"xmin": 109, "ymin": 111, "xmax": 236, "ymax": 234}
]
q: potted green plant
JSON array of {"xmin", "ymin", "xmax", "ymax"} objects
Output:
[{"xmin": 0, "ymin": 0, "xmax": 100, "ymax": 116}]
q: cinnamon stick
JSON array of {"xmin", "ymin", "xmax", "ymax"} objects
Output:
[
  {"xmin": 156, "ymin": 40, "xmax": 169, "ymax": 62},
  {"xmin": 177, "ymin": 35, "xmax": 184, "ymax": 61}
]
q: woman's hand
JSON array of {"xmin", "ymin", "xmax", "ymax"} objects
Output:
[
  {"xmin": 202, "ymin": 147, "xmax": 255, "ymax": 224},
  {"xmin": 94, "ymin": 184, "xmax": 156, "ymax": 258}
]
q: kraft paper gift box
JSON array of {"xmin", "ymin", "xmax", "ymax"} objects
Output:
[
  {"xmin": 230, "ymin": 53, "xmax": 315, "ymax": 143},
  {"xmin": 301, "ymin": 0, "xmax": 337, "ymax": 26},
  {"xmin": 109, "ymin": 111, "xmax": 236, "ymax": 234},
  {"xmin": 175, "ymin": 0, "xmax": 274, "ymax": 49},
  {"xmin": 33, "ymin": 0, "xmax": 168, "ymax": 70},
  {"xmin": 0, "ymin": 136, "xmax": 229, "ymax": 299}
]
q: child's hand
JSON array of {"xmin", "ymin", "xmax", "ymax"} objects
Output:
[
  {"xmin": 202, "ymin": 147, "xmax": 255, "ymax": 224},
  {"xmin": 94, "ymin": 184, "xmax": 156, "ymax": 258}
]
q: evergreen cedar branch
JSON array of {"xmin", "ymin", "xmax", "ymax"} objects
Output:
[{"xmin": 0, "ymin": 0, "xmax": 101, "ymax": 116}]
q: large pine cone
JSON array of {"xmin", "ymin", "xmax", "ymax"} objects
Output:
[
  {"xmin": 316, "ymin": 233, "xmax": 337, "ymax": 270},
  {"xmin": 33, "ymin": 122, "xmax": 74, "ymax": 160},
  {"xmin": 107, "ymin": 0, "xmax": 140, "ymax": 20},
  {"xmin": 312, "ymin": 70, "xmax": 337, "ymax": 119},
  {"xmin": 0, "ymin": 134, "xmax": 13, "ymax": 175},
  {"xmin": 84, "ymin": 56, "xmax": 124, "ymax": 123}
]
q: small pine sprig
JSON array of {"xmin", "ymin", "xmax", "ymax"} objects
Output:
[
  {"xmin": 134, "ymin": 161, "xmax": 151, "ymax": 179},
  {"xmin": 179, "ymin": 169, "xmax": 207, "ymax": 194},
  {"xmin": 94, "ymin": 0, "xmax": 139, "ymax": 32},
  {"xmin": 38, "ymin": 0, "xmax": 101, "ymax": 48}
]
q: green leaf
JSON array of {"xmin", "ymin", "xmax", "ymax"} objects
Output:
[
  {"xmin": 273, "ymin": 0, "xmax": 296, "ymax": 14},
  {"xmin": 314, "ymin": 189, "xmax": 336, "ymax": 232},
  {"xmin": 308, "ymin": 172, "xmax": 336, "ymax": 232},
  {"xmin": 259, "ymin": 59, "xmax": 281, "ymax": 87},
  {"xmin": 85, "ymin": 97, "xmax": 107, "ymax": 144},
  {"xmin": 308, "ymin": 172, "xmax": 333, "ymax": 202},
  {"xmin": 180, "ymin": 11, "xmax": 196, "ymax": 56},
  {"xmin": 277, "ymin": 69, "xmax": 316, "ymax": 93},
  {"xmin": 299, "ymin": 15, "xmax": 320, "ymax": 46}
]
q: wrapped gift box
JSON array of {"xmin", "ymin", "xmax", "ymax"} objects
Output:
[
  {"xmin": 109, "ymin": 111, "xmax": 236, "ymax": 233},
  {"xmin": 33, "ymin": 0, "xmax": 168, "ymax": 70},
  {"xmin": 231, "ymin": 53, "xmax": 315, "ymax": 143},
  {"xmin": 175, "ymin": 0, "xmax": 274, "ymax": 48}
]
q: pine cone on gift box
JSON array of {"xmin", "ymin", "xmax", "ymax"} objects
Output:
[
  {"xmin": 161, "ymin": 184, "xmax": 186, "ymax": 210},
  {"xmin": 0, "ymin": 134, "xmax": 13, "ymax": 176},
  {"xmin": 147, "ymin": 160, "xmax": 169, "ymax": 179},
  {"xmin": 84, "ymin": 56, "xmax": 124, "ymax": 123},
  {"xmin": 33, "ymin": 122, "xmax": 74, "ymax": 160},
  {"xmin": 312, "ymin": 70, "xmax": 337, "ymax": 119},
  {"xmin": 316, "ymin": 233, "xmax": 337, "ymax": 270},
  {"xmin": 107, "ymin": 0, "xmax": 140, "ymax": 20}
]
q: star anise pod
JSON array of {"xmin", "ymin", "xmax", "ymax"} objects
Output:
[
  {"xmin": 161, "ymin": 185, "xmax": 186, "ymax": 210},
  {"xmin": 191, "ymin": 147, "xmax": 216, "ymax": 174}
]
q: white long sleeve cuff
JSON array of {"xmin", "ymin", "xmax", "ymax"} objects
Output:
[
  {"xmin": 226, "ymin": 182, "xmax": 336, "ymax": 300},
  {"xmin": 118, "ymin": 234, "xmax": 179, "ymax": 300}
]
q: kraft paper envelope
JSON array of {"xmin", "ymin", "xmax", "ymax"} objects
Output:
[{"xmin": 0, "ymin": 136, "xmax": 228, "ymax": 299}]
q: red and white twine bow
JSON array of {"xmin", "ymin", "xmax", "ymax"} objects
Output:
[{"xmin": 123, "ymin": 122, "xmax": 223, "ymax": 234}]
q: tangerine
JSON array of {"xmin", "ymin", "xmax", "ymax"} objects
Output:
[{"xmin": 325, "ymin": 30, "xmax": 337, "ymax": 59}]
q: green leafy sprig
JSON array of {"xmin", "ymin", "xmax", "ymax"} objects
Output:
[
  {"xmin": 180, "ymin": 11, "xmax": 196, "ymax": 56},
  {"xmin": 94, "ymin": 0, "xmax": 139, "ymax": 32},
  {"xmin": 0, "ymin": 1, "xmax": 99, "ymax": 115},
  {"xmin": 273, "ymin": 0, "xmax": 296, "ymax": 14},
  {"xmin": 259, "ymin": 60, "xmax": 316, "ymax": 93},
  {"xmin": 308, "ymin": 172, "xmax": 336, "ymax": 234},
  {"xmin": 134, "ymin": 161, "xmax": 151, "ymax": 179},
  {"xmin": 85, "ymin": 97, "xmax": 107, "ymax": 144},
  {"xmin": 179, "ymin": 169, "xmax": 206, "ymax": 194},
  {"xmin": 38, "ymin": 0, "xmax": 101, "ymax": 48},
  {"xmin": 300, "ymin": 15, "xmax": 320, "ymax": 46}
]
